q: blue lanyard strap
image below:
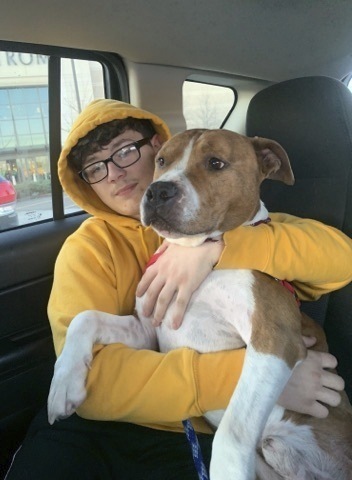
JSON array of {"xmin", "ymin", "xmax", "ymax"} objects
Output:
[{"xmin": 182, "ymin": 419, "xmax": 210, "ymax": 480}]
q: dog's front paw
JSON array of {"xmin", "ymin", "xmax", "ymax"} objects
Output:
[{"xmin": 47, "ymin": 353, "xmax": 91, "ymax": 425}]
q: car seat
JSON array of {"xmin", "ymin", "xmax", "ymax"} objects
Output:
[{"xmin": 246, "ymin": 76, "xmax": 352, "ymax": 401}]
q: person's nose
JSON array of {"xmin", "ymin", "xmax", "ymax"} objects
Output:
[{"xmin": 106, "ymin": 160, "xmax": 126, "ymax": 182}]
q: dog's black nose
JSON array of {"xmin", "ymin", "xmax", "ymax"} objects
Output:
[{"xmin": 145, "ymin": 181, "xmax": 179, "ymax": 206}]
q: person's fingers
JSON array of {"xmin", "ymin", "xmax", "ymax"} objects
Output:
[
  {"xmin": 136, "ymin": 243, "xmax": 170, "ymax": 297},
  {"xmin": 302, "ymin": 335, "xmax": 317, "ymax": 348},
  {"xmin": 171, "ymin": 293, "xmax": 189, "ymax": 329},
  {"xmin": 316, "ymin": 387, "xmax": 342, "ymax": 407},
  {"xmin": 141, "ymin": 277, "xmax": 166, "ymax": 319},
  {"xmin": 319, "ymin": 351, "xmax": 338, "ymax": 370},
  {"xmin": 307, "ymin": 402, "xmax": 329, "ymax": 419},
  {"xmin": 321, "ymin": 370, "xmax": 345, "ymax": 391},
  {"xmin": 151, "ymin": 284, "xmax": 177, "ymax": 326},
  {"xmin": 305, "ymin": 350, "xmax": 338, "ymax": 370},
  {"xmin": 136, "ymin": 268, "xmax": 157, "ymax": 297}
]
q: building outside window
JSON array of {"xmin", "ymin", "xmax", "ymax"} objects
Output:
[
  {"xmin": 0, "ymin": 86, "xmax": 49, "ymax": 183},
  {"xmin": 0, "ymin": 51, "xmax": 104, "ymax": 228}
]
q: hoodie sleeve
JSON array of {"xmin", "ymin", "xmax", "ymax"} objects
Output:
[
  {"xmin": 218, "ymin": 213, "xmax": 352, "ymax": 300},
  {"xmin": 78, "ymin": 342, "xmax": 244, "ymax": 424}
]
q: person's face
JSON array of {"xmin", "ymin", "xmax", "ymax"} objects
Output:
[{"xmin": 84, "ymin": 130, "xmax": 162, "ymax": 219}]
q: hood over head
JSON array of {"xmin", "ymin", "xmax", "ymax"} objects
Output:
[{"xmin": 58, "ymin": 99, "xmax": 171, "ymax": 219}]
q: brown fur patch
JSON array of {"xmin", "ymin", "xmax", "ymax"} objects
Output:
[{"xmin": 251, "ymin": 272, "xmax": 306, "ymax": 368}]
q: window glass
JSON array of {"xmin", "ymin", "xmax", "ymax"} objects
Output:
[
  {"xmin": 182, "ymin": 80, "xmax": 236, "ymax": 129},
  {"xmin": 61, "ymin": 58, "xmax": 105, "ymax": 214},
  {"xmin": 0, "ymin": 105, "xmax": 11, "ymax": 120},
  {"xmin": 61, "ymin": 58, "xmax": 105, "ymax": 144},
  {"xmin": 0, "ymin": 51, "xmax": 105, "ymax": 231},
  {"xmin": 1, "ymin": 120, "xmax": 14, "ymax": 136}
]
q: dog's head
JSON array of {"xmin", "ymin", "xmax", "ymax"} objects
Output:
[{"xmin": 141, "ymin": 129, "xmax": 294, "ymax": 246}]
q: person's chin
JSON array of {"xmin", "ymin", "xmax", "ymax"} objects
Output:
[{"xmin": 113, "ymin": 198, "xmax": 140, "ymax": 219}]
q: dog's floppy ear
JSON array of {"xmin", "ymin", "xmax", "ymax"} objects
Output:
[{"xmin": 252, "ymin": 136, "xmax": 295, "ymax": 185}]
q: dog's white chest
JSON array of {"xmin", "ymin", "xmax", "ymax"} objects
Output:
[{"xmin": 138, "ymin": 269, "xmax": 256, "ymax": 354}]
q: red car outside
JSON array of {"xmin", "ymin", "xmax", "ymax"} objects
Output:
[{"xmin": 0, "ymin": 175, "xmax": 18, "ymax": 230}]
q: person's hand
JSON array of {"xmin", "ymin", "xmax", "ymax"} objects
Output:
[
  {"xmin": 136, "ymin": 239, "xmax": 224, "ymax": 329},
  {"xmin": 278, "ymin": 336, "xmax": 344, "ymax": 418}
]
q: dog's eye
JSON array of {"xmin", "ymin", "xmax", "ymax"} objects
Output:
[
  {"xmin": 156, "ymin": 157, "xmax": 165, "ymax": 167},
  {"xmin": 208, "ymin": 158, "xmax": 226, "ymax": 170}
]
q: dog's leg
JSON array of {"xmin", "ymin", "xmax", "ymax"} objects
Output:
[
  {"xmin": 210, "ymin": 344, "xmax": 298, "ymax": 480},
  {"xmin": 47, "ymin": 310, "xmax": 157, "ymax": 424},
  {"xmin": 210, "ymin": 275, "xmax": 306, "ymax": 480}
]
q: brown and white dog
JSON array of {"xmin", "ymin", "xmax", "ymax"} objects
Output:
[{"xmin": 48, "ymin": 129, "xmax": 352, "ymax": 479}]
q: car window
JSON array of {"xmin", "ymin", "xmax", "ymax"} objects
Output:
[
  {"xmin": 182, "ymin": 80, "xmax": 236, "ymax": 129},
  {"xmin": 0, "ymin": 49, "xmax": 108, "ymax": 231},
  {"xmin": 347, "ymin": 77, "xmax": 352, "ymax": 93}
]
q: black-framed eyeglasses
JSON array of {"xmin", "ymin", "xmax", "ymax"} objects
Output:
[{"xmin": 78, "ymin": 137, "xmax": 152, "ymax": 184}]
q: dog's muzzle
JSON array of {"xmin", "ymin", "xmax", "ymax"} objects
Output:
[
  {"xmin": 141, "ymin": 178, "xmax": 205, "ymax": 241},
  {"xmin": 141, "ymin": 180, "xmax": 182, "ymax": 229},
  {"xmin": 145, "ymin": 181, "xmax": 179, "ymax": 207}
]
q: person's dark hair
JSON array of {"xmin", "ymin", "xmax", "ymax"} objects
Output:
[{"xmin": 67, "ymin": 117, "xmax": 156, "ymax": 171}]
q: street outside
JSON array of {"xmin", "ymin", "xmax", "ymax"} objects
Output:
[{"xmin": 15, "ymin": 194, "xmax": 80, "ymax": 226}]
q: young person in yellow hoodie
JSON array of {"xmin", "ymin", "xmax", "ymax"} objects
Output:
[{"xmin": 7, "ymin": 99, "xmax": 351, "ymax": 480}]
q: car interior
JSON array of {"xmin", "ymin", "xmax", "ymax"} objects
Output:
[{"xmin": 0, "ymin": 1, "xmax": 351, "ymax": 477}]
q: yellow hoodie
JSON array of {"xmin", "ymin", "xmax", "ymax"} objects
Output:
[{"xmin": 48, "ymin": 99, "xmax": 352, "ymax": 433}]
